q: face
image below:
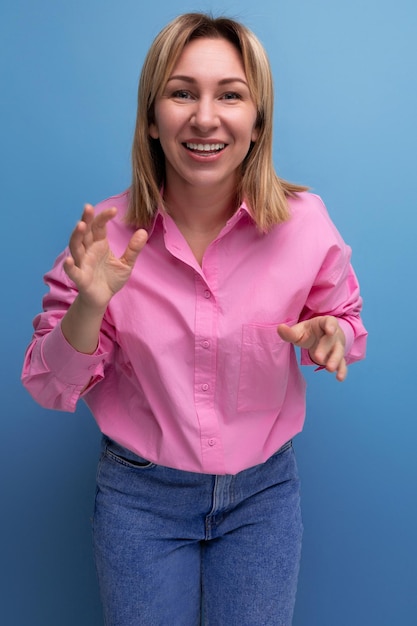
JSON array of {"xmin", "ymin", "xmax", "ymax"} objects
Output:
[{"xmin": 149, "ymin": 37, "xmax": 259, "ymax": 198}]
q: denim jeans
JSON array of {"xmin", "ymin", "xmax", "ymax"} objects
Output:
[{"xmin": 92, "ymin": 436, "xmax": 303, "ymax": 626}]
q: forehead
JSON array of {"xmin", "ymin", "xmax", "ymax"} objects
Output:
[{"xmin": 170, "ymin": 37, "xmax": 246, "ymax": 78}]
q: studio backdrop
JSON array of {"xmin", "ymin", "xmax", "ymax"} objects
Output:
[{"xmin": 1, "ymin": 1, "xmax": 416, "ymax": 624}]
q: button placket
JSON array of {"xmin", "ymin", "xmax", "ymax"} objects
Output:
[{"xmin": 193, "ymin": 272, "xmax": 222, "ymax": 468}]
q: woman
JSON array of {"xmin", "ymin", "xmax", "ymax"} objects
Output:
[{"xmin": 22, "ymin": 13, "xmax": 367, "ymax": 625}]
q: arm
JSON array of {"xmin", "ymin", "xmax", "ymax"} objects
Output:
[
  {"xmin": 277, "ymin": 197, "xmax": 367, "ymax": 381},
  {"xmin": 22, "ymin": 204, "xmax": 148, "ymax": 410}
]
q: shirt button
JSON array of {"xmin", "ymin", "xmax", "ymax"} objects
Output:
[
  {"xmin": 208, "ymin": 438, "xmax": 216, "ymax": 446},
  {"xmin": 202, "ymin": 340, "xmax": 210, "ymax": 349},
  {"xmin": 204, "ymin": 290, "xmax": 211, "ymax": 299},
  {"xmin": 201, "ymin": 383, "xmax": 209, "ymax": 391}
]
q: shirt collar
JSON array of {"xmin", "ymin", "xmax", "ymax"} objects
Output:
[{"xmin": 146, "ymin": 199, "xmax": 254, "ymax": 241}]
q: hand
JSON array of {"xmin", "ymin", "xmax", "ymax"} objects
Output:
[
  {"xmin": 277, "ymin": 316, "xmax": 347, "ymax": 381},
  {"xmin": 63, "ymin": 204, "xmax": 148, "ymax": 311}
]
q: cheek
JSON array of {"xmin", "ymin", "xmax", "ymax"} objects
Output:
[
  {"xmin": 233, "ymin": 109, "xmax": 259, "ymax": 144},
  {"xmin": 149, "ymin": 106, "xmax": 181, "ymax": 143}
]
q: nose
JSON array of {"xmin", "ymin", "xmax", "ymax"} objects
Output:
[{"xmin": 190, "ymin": 97, "xmax": 220, "ymax": 132}]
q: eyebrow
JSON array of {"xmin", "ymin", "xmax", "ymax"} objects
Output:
[{"xmin": 167, "ymin": 75, "xmax": 249, "ymax": 87}]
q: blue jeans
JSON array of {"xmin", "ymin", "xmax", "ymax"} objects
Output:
[{"xmin": 92, "ymin": 436, "xmax": 303, "ymax": 625}]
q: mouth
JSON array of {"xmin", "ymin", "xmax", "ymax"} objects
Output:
[{"xmin": 184, "ymin": 142, "xmax": 226, "ymax": 155}]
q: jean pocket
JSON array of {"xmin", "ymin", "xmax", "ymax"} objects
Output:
[
  {"xmin": 237, "ymin": 322, "xmax": 294, "ymax": 412},
  {"xmin": 104, "ymin": 439, "xmax": 155, "ymax": 470}
]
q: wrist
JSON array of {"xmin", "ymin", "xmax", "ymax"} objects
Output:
[
  {"xmin": 75, "ymin": 292, "xmax": 109, "ymax": 318},
  {"xmin": 61, "ymin": 296, "xmax": 107, "ymax": 355}
]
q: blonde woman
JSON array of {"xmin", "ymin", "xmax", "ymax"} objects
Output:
[{"xmin": 22, "ymin": 13, "xmax": 367, "ymax": 625}]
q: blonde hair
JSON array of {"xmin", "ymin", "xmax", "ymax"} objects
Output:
[{"xmin": 128, "ymin": 12, "xmax": 307, "ymax": 232}]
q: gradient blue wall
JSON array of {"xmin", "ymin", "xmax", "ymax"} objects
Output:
[{"xmin": 2, "ymin": 1, "xmax": 416, "ymax": 624}]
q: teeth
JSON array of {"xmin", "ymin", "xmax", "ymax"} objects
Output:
[{"xmin": 186, "ymin": 143, "xmax": 225, "ymax": 152}]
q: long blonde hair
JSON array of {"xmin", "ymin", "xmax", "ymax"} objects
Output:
[{"xmin": 128, "ymin": 12, "xmax": 307, "ymax": 232}]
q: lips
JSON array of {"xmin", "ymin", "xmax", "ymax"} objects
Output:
[{"xmin": 184, "ymin": 142, "xmax": 226, "ymax": 154}]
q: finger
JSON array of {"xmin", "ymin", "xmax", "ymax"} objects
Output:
[
  {"xmin": 80, "ymin": 203, "xmax": 95, "ymax": 225},
  {"xmin": 310, "ymin": 333, "xmax": 338, "ymax": 365},
  {"xmin": 70, "ymin": 206, "xmax": 116, "ymax": 260},
  {"xmin": 90, "ymin": 207, "xmax": 117, "ymax": 241},
  {"xmin": 335, "ymin": 357, "xmax": 348, "ymax": 382},
  {"xmin": 121, "ymin": 229, "xmax": 148, "ymax": 268},
  {"xmin": 324, "ymin": 341, "xmax": 343, "ymax": 368},
  {"xmin": 316, "ymin": 335, "xmax": 346, "ymax": 376},
  {"xmin": 68, "ymin": 219, "xmax": 89, "ymax": 266},
  {"xmin": 317, "ymin": 315, "xmax": 339, "ymax": 337},
  {"xmin": 79, "ymin": 204, "xmax": 96, "ymax": 247},
  {"xmin": 63, "ymin": 254, "xmax": 83, "ymax": 285},
  {"xmin": 68, "ymin": 204, "xmax": 96, "ymax": 262}
]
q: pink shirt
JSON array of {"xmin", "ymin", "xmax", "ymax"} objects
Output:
[{"xmin": 22, "ymin": 190, "xmax": 367, "ymax": 474}]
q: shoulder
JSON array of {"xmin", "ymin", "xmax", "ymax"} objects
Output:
[
  {"xmin": 287, "ymin": 191, "xmax": 329, "ymax": 219},
  {"xmin": 285, "ymin": 191, "xmax": 341, "ymax": 235},
  {"xmin": 270, "ymin": 191, "xmax": 349, "ymax": 257}
]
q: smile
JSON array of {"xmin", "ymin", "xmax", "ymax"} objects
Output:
[{"xmin": 185, "ymin": 142, "xmax": 226, "ymax": 153}]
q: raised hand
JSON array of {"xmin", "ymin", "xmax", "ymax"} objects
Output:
[
  {"xmin": 63, "ymin": 204, "xmax": 148, "ymax": 312},
  {"xmin": 61, "ymin": 204, "xmax": 148, "ymax": 354},
  {"xmin": 277, "ymin": 316, "xmax": 347, "ymax": 381}
]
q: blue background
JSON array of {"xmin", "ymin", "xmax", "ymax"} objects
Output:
[{"xmin": 1, "ymin": 0, "xmax": 416, "ymax": 624}]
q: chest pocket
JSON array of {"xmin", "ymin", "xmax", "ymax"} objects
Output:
[{"xmin": 237, "ymin": 322, "xmax": 294, "ymax": 412}]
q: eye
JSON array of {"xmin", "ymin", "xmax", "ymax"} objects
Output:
[
  {"xmin": 221, "ymin": 92, "xmax": 242, "ymax": 101},
  {"xmin": 171, "ymin": 90, "xmax": 193, "ymax": 100}
]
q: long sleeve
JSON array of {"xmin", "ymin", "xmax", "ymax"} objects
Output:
[
  {"xmin": 297, "ymin": 195, "xmax": 367, "ymax": 366},
  {"xmin": 22, "ymin": 250, "xmax": 115, "ymax": 411}
]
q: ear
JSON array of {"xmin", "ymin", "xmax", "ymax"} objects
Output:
[
  {"xmin": 149, "ymin": 122, "xmax": 159, "ymax": 139},
  {"xmin": 251, "ymin": 125, "xmax": 260, "ymax": 143}
]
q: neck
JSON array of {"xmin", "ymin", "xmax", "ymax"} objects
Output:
[
  {"xmin": 162, "ymin": 183, "xmax": 240, "ymax": 267},
  {"xmin": 164, "ymin": 185, "xmax": 238, "ymax": 233}
]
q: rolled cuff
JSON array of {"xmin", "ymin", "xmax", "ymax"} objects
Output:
[{"xmin": 41, "ymin": 323, "xmax": 108, "ymax": 384}]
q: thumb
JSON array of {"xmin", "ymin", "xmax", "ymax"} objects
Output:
[
  {"xmin": 277, "ymin": 322, "xmax": 302, "ymax": 344},
  {"xmin": 277, "ymin": 321, "xmax": 314, "ymax": 349},
  {"xmin": 121, "ymin": 229, "xmax": 148, "ymax": 268}
]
